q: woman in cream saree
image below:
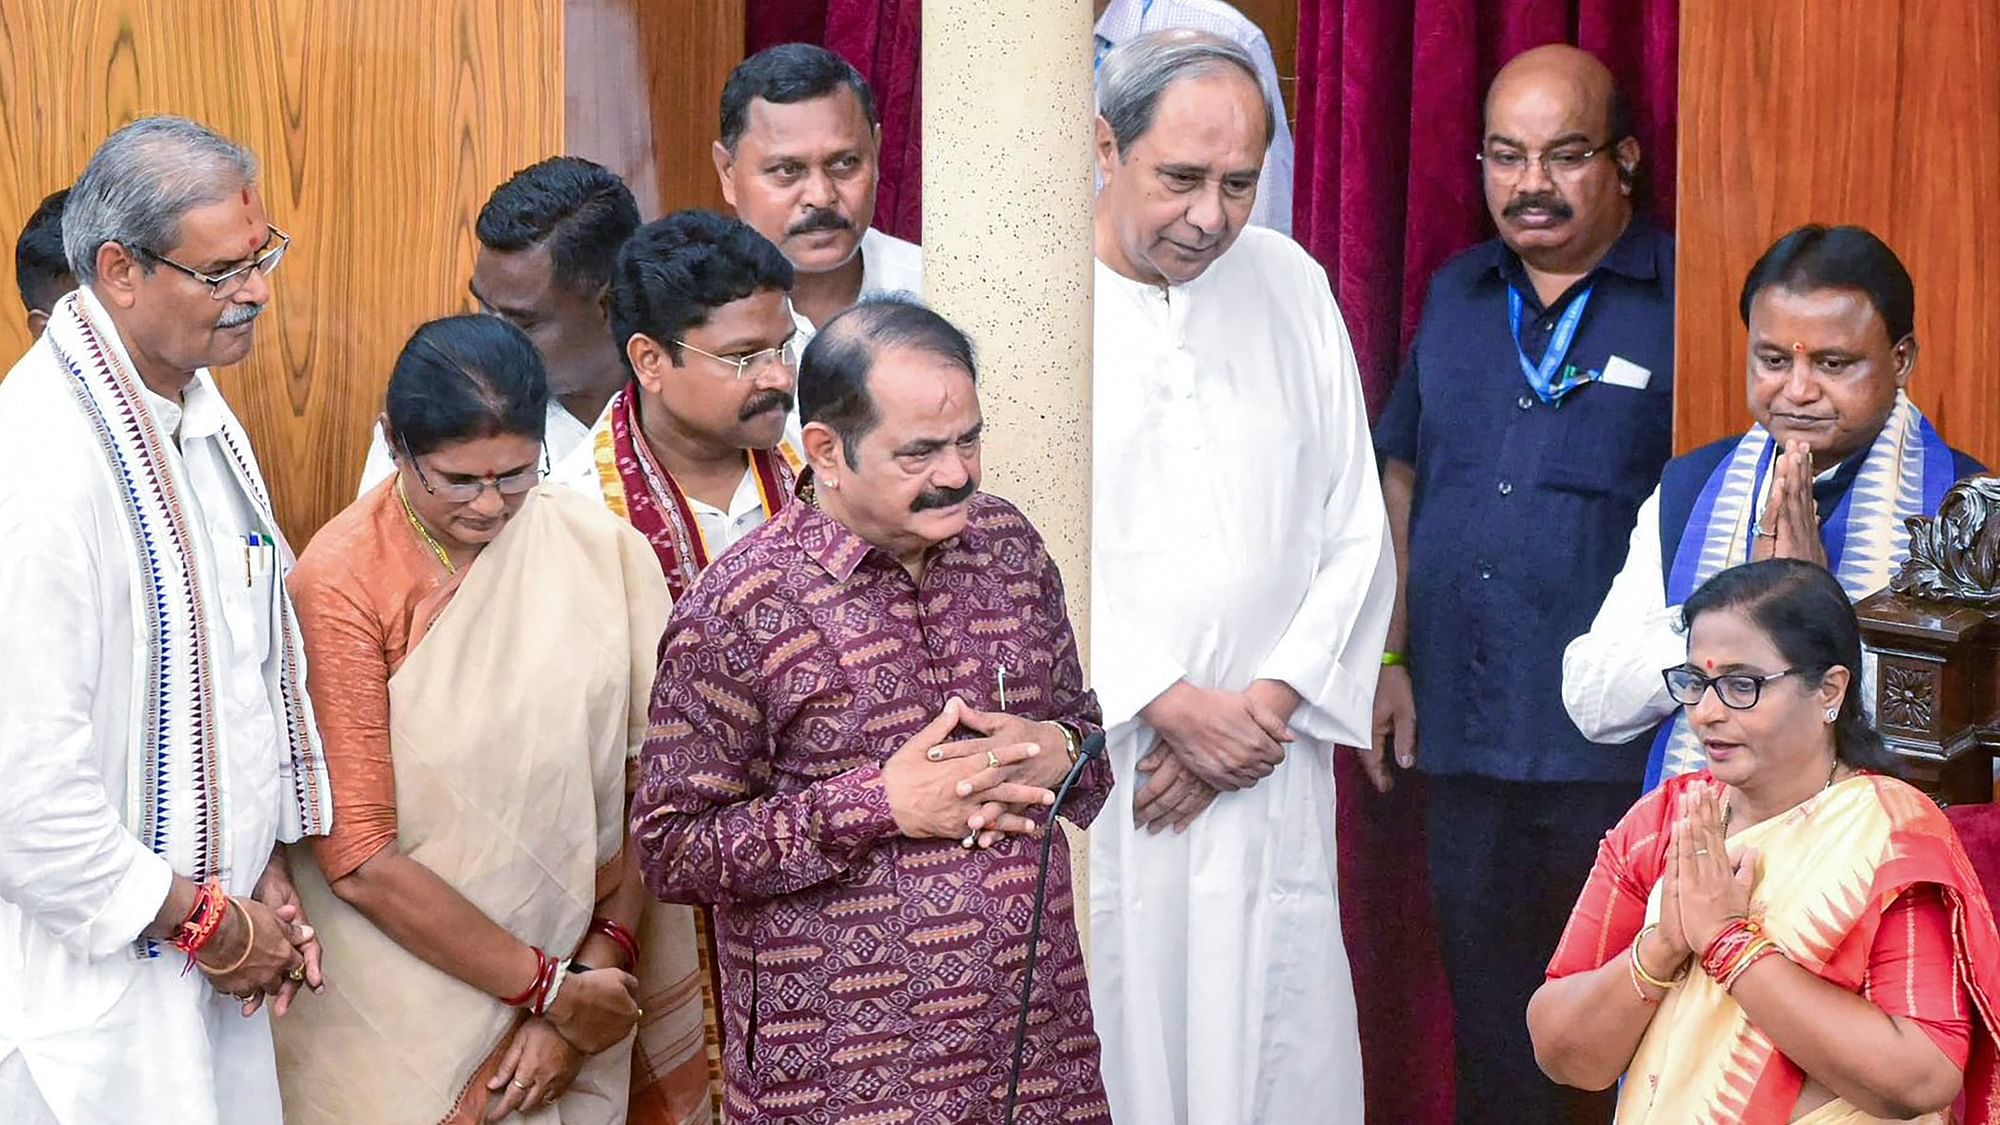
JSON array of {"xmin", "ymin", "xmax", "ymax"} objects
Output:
[
  {"xmin": 1531, "ymin": 561, "xmax": 2000, "ymax": 1124},
  {"xmin": 276, "ymin": 316, "xmax": 667, "ymax": 1123}
]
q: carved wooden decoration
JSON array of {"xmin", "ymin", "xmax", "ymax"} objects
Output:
[{"xmin": 1859, "ymin": 477, "xmax": 2000, "ymax": 804}]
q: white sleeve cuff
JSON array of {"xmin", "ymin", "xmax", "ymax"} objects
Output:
[{"xmin": 79, "ymin": 848, "xmax": 173, "ymax": 961}]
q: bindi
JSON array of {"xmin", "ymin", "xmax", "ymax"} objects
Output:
[
  {"xmin": 1791, "ymin": 342, "xmax": 1806, "ymax": 355},
  {"xmin": 1704, "ymin": 658, "xmax": 1715, "ymax": 670}
]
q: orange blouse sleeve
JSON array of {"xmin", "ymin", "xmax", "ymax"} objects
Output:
[
  {"xmin": 290, "ymin": 564, "xmax": 401, "ymax": 882},
  {"xmin": 1547, "ymin": 777, "xmax": 1683, "ymax": 979}
]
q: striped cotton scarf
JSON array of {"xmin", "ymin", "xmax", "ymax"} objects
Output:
[{"xmin": 44, "ymin": 292, "xmax": 332, "ymax": 952}]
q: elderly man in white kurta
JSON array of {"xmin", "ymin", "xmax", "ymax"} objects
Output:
[
  {"xmin": 1087, "ymin": 31, "xmax": 1394, "ymax": 1125},
  {"xmin": 0, "ymin": 118, "xmax": 332, "ymax": 1125}
]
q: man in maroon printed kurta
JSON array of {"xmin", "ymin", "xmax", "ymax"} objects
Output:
[{"xmin": 633, "ymin": 296, "xmax": 1112, "ymax": 1124}]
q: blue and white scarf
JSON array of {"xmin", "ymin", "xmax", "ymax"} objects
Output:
[
  {"xmin": 1647, "ymin": 392, "xmax": 1956, "ymax": 787},
  {"xmin": 44, "ymin": 292, "xmax": 332, "ymax": 951}
]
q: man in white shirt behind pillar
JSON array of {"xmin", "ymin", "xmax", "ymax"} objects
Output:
[
  {"xmin": 0, "ymin": 116, "xmax": 334, "ymax": 1125},
  {"xmin": 712, "ymin": 43, "xmax": 922, "ymax": 349},
  {"xmin": 356, "ymin": 156, "xmax": 642, "ymax": 494},
  {"xmin": 1088, "ymin": 30, "xmax": 1395, "ymax": 1125}
]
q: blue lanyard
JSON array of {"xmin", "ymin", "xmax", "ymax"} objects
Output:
[{"xmin": 1509, "ymin": 285, "xmax": 1594, "ymax": 402}]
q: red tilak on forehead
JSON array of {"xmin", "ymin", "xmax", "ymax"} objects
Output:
[
  {"xmin": 1705, "ymin": 658, "xmax": 1715, "ymax": 670},
  {"xmin": 1792, "ymin": 341, "xmax": 1806, "ymax": 354}
]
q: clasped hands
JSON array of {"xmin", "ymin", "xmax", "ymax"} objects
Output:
[
  {"xmin": 1750, "ymin": 437, "xmax": 1829, "ymax": 568},
  {"xmin": 486, "ymin": 965, "xmax": 640, "ymax": 1119},
  {"xmin": 1633, "ymin": 787, "xmax": 1761, "ymax": 987},
  {"xmin": 1129, "ymin": 679, "xmax": 1298, "ymax": 835},
  {"xmin": 883, "ymin": 697, "xmax": 1077, "ymax": 849},
  {"xmin": 195, "ymin": 855, "xmax": 323, "ymax": 1018}
]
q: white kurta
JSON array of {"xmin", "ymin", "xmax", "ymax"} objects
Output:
[
  {"xmin": 1088, "ymin": 226, "xmax": 1393, "ymax": 1125},
  {"xmin": 787, "ymin": 226, "xmax": 924, "ymax": 346},
  {"xmin": 0, "ymin": 290, "xmax": 294, "ymax": 1124}
]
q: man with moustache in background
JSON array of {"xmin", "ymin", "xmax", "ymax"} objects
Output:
[
  {"xmin": 712, "ymin": 43, "xmax": 922, "ymax": 347},
  {"xmin": 1371, "ymin": 45, "xmax": 1675, "ymax": 1123}
]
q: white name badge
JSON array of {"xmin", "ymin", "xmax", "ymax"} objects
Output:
[{"xmin": 1600, "ymin": 354, "xmax": 1653, "ymax": 390}]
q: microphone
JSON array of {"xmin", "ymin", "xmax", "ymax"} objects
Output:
[{"xmin": 1004, "ymin": 730, "xmax": 1105, "ymax": 1125}]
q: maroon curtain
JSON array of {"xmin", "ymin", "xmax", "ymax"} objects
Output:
[
  {"xmin": 747, "ymin": 0, "xmax": 926, "ymax": 243},
  {"xmin": 1297, "ymin": 4, "xmax": 1677, "ymax": 1124}
]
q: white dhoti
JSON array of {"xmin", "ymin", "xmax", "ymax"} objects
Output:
[{"xmin": 1089, "ymin": 738, "xmax": 1361, "ymax": 1125}]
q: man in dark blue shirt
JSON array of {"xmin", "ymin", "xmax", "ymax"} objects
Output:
[{"xmin": 1371, "ymin": 45, "xmax": 1673, "ymax": 1124}]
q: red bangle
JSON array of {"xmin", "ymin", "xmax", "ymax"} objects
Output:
[
  {"xmin": 502, "ymin": 948, "xmax": 553, "ymax": 1008},
  {"xmin": 590, "ymin": 918, "xmax": 641, "ymax": 970},
  {"xmin": 1700, "ymin": 918, "xmax": 1759, "ymax": 980}
]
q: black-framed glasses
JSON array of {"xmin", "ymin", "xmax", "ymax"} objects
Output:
[
  {"xmin": 1476, "ymin": 142, "xmax": 1612, "ymax": 181},
  {"xmin": 136, "ymin": 224, "xmax": 291, "ymax": 299},
  {"xmin": 1661, "ymin": 665, "xmax": 1806, "ymax": 711},
  {"xmin": 675, "ymin": 336, "xmax": 801, "ymax": 380},
  {"xmin": 398, "ymin": 438, "xmax": 547, "ymax": 504}
]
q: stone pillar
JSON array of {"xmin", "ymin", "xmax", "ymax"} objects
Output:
[
  {"xmin": 921, "ymin": 0, "xmax": 1096, "ymax": 635},
  {"xmin": 922, "ymin": 0, "xmax": 1098, "ymax": 920}
]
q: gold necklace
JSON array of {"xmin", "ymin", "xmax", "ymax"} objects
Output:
[{"xmin": 396, "ymin": 477, "xmax": 456, "ymax": 574}]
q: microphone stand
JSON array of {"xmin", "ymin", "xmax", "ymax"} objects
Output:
[{"xmin": 1003, "ymin": 730, "xmax": 1105, "ymax": 1125}]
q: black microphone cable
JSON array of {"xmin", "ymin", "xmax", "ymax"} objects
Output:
[{"xmin": 1003, "ymin": 729, "xmax": 1106, "ymax": 1125}]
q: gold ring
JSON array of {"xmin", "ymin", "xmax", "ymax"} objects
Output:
[
  {"xmin": 987, "ymin": 750, "xmax": 1001, "ymax": 770},
  {"xmin": 287, "ymin": 967, "xmax": 306, "ymax": 981},
  {"xmin": 514, "ymin": 1079, "xmax": 533, "ymax": 1090}
]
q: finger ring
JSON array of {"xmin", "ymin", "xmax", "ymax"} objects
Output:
[
  {"xmin": 514, "ymin": 1079, "xmax": 533, "ymax": 1089},
  {"xmin": 1694, "ymin": 848, "xmax": 1709, "ymax": 856},
  {"xmin": 1754, "ymin": 524, "xmax": 1777, "ymax": 538},
  {"xmin": 287, "ymin": 967, "xmax": 305, "ymax": 981},
  {"xmin": 986, "ymin": 750, "xmax": 1000, "ymax": 770}
]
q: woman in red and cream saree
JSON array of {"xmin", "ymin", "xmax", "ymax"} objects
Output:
[
  {"xmin": 274, "ymin": 317, "xmax": 668, "ymax": 1123},
  {"xmin": 1531, "ymin": 560, "xmax": 2000, "ymax": 1124}
]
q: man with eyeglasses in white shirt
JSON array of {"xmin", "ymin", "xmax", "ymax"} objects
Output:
[{"xmin": 554, "ymin": 207, "xmax": 801, "ymax": 1119}]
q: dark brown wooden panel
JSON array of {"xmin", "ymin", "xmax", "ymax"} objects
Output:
[
  {"xmin": 0, "ymin": 0, "xmax": 566, "ymax": 544},
  {"xmin": 566, "ymin": 0, "xmax": 744, "ymax": 219},
  {"xmin": 1676, "ymin": 0, "xmax": 2000, "ymax": 467}
]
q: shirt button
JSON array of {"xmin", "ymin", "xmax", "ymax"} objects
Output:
[
  {"xmin": 1498, "ymin": 481, "xmax": 1514, "ymax": 496},
  {"xmin": 1478, "ymin": 563, "xmax": 1495, "ymax": 580},
  {"xmin": 1517, "ymin": 394, "xmax": 1534, "ymax": 410}
]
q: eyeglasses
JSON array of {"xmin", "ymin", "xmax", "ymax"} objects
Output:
[
  {"xmin": 1476, "ymin": 143, "xmax": 1612, "ymax": 182},
  {"xmin": 1661, "ymin": 666, "xmax": 1807, "ymax": 711},
  {"xmin": 398, "ymin": 438, "xmax": 547, "ymax": 504},
  {"xmin": 675, "ymin": 337, "xmax": 800, "ymax": 380},
  {"xmin": 135, "ymin": 224, "xmax": 291, "ymax": 299}
]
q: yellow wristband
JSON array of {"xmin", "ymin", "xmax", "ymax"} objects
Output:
[{"xmin": 1381, "ymin": 651, "xmax": 1408, "ymax": 667}]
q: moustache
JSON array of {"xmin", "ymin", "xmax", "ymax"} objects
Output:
[
  {"xmin": 910, "ymin": 478, "xmax": 975, "ymax": 513},
  {"xmin": 216, "ymin": 303, "xmax": 266, "ymax": 329},
  {"xmin": 787, "ymin": 208, "xmax": 852, "ymax": 237},
  {"xmin": 1504, "ymin": 193, "xmax": 1573, "ymax": 221},
  {"xmin": 738, "ymin": 390, "xmax": 794, "ymax": 422}
]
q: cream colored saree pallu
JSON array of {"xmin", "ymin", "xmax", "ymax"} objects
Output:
[{"xmin": 278, "ymin": 488, "xmax": 669, "ymax": 1124}]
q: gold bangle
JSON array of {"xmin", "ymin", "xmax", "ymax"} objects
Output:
[
  {"xmin": 1052, "ymin": 722, "xmax": 1081, "ymax": 766},
  {"xmin": 1629, "ymin": 924, "xmax": 1682, "ymax": 992},
  {"xmin": 198, "ymin": 899, "xmax": 257, "ymax": 977}
]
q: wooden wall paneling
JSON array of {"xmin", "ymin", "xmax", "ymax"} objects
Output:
[
  {"xmin": 1229, "ymin": 0, "xmax": 1299, "ymax": 122},
  {"xmin": 565, "ymin": 0, "xmax": 744, "ymax": 219},
  {"xmin": 1676, "ymin": 0, "xmax": 2000, "ymax": 468},
  {"xmin": 0, "ymin": 0, "xmax": 567, "ymax": 544}
]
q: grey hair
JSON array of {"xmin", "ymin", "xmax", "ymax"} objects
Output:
[
  {"xmin": 63, "ymin": 116, "xmax": 259, "ymax": 285},
  {"xmin": 1097, "ymin": 30, "xmax": 1273, "ymax": 157}
]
